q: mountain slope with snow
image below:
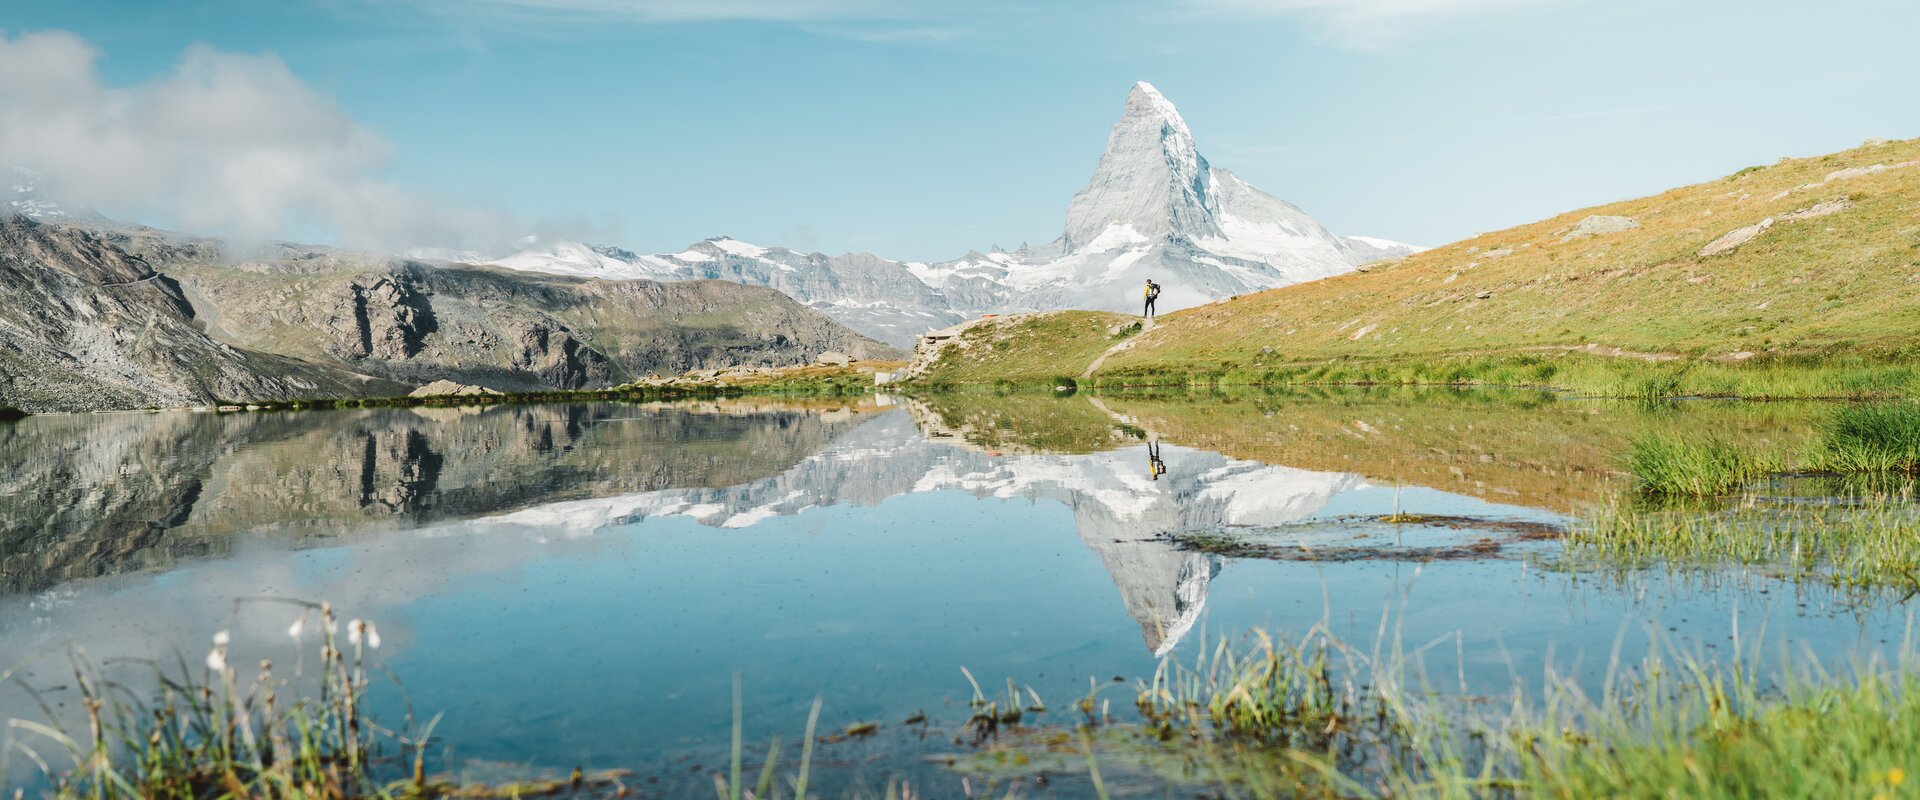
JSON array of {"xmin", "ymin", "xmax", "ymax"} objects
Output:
[{"xmin": 476, "ymin": 83, "xmax": 1417, "ymax": 346}]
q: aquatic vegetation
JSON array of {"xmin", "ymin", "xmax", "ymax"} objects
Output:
[
  {"xmin": 1567, "ymin": 497, "xmax": 1920, "ymax": 594},
  {"xmin": 1480, "ymin": 663, "xmax": 1920, "ymax": 799},
  {"xmin": 1, "ymin": 601, "xmax": 417, "ymax": 798},
  {"xmin": 1621, "ymin": 401, "xmax": 1920, "ymax": 497},
  {"xmin": 959, "ymin": 625, "xmax": 1920, "ymax": 799},
  {"xmin": 713, "ymin": 673, "xmax": 825, "ymax": 800},
  {"xmin": 1135, "ymin": 627, "xmax": 1358, "ymax": 744},
  {"xmin": 1624, "ymin": 434, "xmax": 1783, "ymax": 496},
  {"xmin": 1811, "ymin": 402, "xmax": 1920, "ymax": 473}
]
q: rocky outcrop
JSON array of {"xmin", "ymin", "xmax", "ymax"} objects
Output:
[
  {"xmin": 409, "ymin": 380, "xmax": 498, "ymax": 397},
  {"xmin": 1560, "ymin": 215, "xmax": 1639, "ymax": 242},
  {"xmin": 0, "ymin": 217, "xmax": 386, "ymax": 413},
  {"xmin": 1698, "ymin": 199, "xmax": 1851, "ymax": 258}
]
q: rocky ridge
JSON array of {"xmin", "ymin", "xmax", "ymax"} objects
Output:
[{"xmin": 0, "ymin": 218, "xmax": 900, "ymax": 413}]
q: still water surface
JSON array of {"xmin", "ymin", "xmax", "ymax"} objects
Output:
[{"xmin": 0, "ymin": 393, "xmax": 1907, "ymax": 790}]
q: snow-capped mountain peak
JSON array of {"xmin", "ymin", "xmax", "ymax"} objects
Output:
[
  {"xmin": 472, "ymin": 82, "xmax": 1421, "ymax": 347},
  {"xmin": 1064, "ymin": 81, "xmax": 1222, "ymax": 251}
]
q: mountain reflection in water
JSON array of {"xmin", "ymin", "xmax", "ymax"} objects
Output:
[{"xmin": 2, "ymin": 397, "xmax": 1396, "ymax": 657}]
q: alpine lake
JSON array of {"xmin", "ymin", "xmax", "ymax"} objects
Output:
[{"xmin": 4, "ymin": 389, "xmax": 1917, "ymax": 797}]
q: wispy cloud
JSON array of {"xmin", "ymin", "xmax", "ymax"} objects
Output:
[
  {"xmin": 403, "ymin": 0, "xmax": 908, "ymax": 23},
  {"xmin": 0, "ymin": 30, "xmax": 520, "ymax": 252},
  {"xmin": 1182, "ymin": 0, "xmax": 1561, "ymax": 48}
]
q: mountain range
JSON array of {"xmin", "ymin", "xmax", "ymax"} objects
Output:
[
  {"xmin": 474, "ymin": 83, "xmax": 1418, "ymax": 346},
  {"xmin": 0, "ymin": 81, "xmax": 1414, "ymax": 411},
  {"xmin": 0, "ymin": 213, "xmax": 893, "ymax": 413}
]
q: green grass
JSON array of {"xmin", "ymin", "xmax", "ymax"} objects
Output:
[
  {"xmin": 5, "ymin": 601, "xmax": 406, "ymax": 798},
  {"xmin": 1620, "ymin": 402, "xmax": 1920, "ymax": 497},
  {"xmin": 1491, "ymin": 666, "xmax": 1920, "ymax": 799},
  {"xmin": 913, "ymin": 311, "xmax": 1136, "ymax": 389},
  {"xmin": 1567, "ymin": 497, "xmax": 1920, "ymax": 593},
  {"xmin": 962, "ymin": 625, "xmax": 1920, "ymax": 799},
  {"xmin": 1812, "ymin": 402, "xmax": 1920, "ymax": 473},
  {"xmin": 1624, "ymin": 435, "xmax": 1784, "ymax": 496}
]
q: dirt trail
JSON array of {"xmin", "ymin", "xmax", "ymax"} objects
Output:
[
  {"xmin": 97, "ymin": 273, "xmax": 162, "ymax": 288},
  {"xmin": 1081, "ymin": 316, "xmax": 1155, "ymax": 380}
]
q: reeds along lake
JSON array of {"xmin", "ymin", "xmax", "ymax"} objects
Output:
[{"xmin": 1, "ymin": 390, "xmax": 1916, "ymax": 795}]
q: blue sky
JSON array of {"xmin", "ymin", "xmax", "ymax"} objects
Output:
[{"xmin": 6, "ymin": 0, "xmax": 1919, "ymax": 259}]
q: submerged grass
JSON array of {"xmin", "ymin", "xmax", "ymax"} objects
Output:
[{"xmin": 1567, "ymin": 496, "xmax": 1920, "ymax": 594}]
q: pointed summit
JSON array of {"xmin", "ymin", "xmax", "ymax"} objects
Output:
[
  {"xmin": 1124, "ymin": 81, "xmax": 1190, "ymax": 134},
  {"xmin": 1063, "ymin": 82, "xmax": 1221, "ymax": 251}
]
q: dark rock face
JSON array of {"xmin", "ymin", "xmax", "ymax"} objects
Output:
[
  {"xmin": 0, "ymin": 218, "xmax": 898, "ymax": 411},
  {"xmin": 341, "ymin": 275, "xmax": 436, "ymax": 361}
]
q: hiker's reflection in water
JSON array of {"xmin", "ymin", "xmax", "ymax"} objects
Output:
[{"xmin": 1148, "ymin": 440, "xmax": 1167, "ymax": 481}]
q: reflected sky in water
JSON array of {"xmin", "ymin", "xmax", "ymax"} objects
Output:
[{"xmin": 0, "ymin": 396, "xmax": 1910, "ymax": 785}]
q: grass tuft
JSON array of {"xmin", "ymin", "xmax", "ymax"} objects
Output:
[
  {"xmin": 1812, "ymin": 402, "xmax": 1920, "ymax": 473},
  {"xmin": 1625, "ymin": 435, "xmax": 1780, "ymax": 496}
]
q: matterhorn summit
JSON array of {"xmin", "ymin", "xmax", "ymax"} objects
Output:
[
  {"xmin": 982, "ymin": 81, "xmax": 1418, "ymax": 313},
  {"xmin": 477, "ymin": 82, "xmax": 1418, "ymax": 346},
  {"xmin": 1064, "ymin": 82, "xmax": 1224, "ymax": 248}
]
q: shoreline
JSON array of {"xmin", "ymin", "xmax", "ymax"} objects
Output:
[{"xmin": 0, "ymin": 361, "xmax": 906, "ymax": 419}]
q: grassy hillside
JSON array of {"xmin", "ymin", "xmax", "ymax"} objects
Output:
[
  {"xmin": 914, "ymin": 311, "xmax": 1137, "ymax": 387},
  {"xmin": 917, "ymin": 137, "xmax": 1920, "ymax": 398}
]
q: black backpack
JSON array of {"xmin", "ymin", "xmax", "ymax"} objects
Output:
[{"xmin": 1146, "ymin": 281, "xmax": 1161, "ymax": 300}]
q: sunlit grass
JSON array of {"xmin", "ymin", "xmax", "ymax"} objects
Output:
[
  {"xmin": 1811, "ymin": 402, "xmax": 1920, "ymax": 473},
  {"xmin": 962, "ymin": 624, "xmax": 1920, "ymax": 799},
  {"xmin": 1624, "ymin": 435, "xmax": 1784, "ymax": 496},
  {"xmin": 2, "ymin": 602, "xmax": 629, "ymax": 800}
]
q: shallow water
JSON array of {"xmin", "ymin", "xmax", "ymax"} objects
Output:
[{"xmin": 0, "ymin": 392, "xmax": 1910, "ymax": 792}]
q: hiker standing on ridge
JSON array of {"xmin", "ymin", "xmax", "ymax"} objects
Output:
[{"xmin": 1143, "ymin": 278, "xmax": 1161, "ymax": 320}]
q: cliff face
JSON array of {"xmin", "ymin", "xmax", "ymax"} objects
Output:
[
  {"xmin": 0, "ymin": 218, "xmax": 899, "ymax": 412},
  {"xmin": 0, "ymin": 218, "xmax": 386, "ymax": 412}
]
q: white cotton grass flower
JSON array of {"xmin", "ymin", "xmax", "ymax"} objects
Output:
[
  {"xmin": 347, "ymin": 618, "xmax": 384, "ymax": 650},
  {"xmin": 288, "ymin": 611, "xmax": 308, "ymax": 640},
  {"xmin": 206, "ymin": 646, "xmax": 227, "ymax": 672},
  {"xmin": 212, "ymin": 629, "xmax": 230, "ymax": 646}
]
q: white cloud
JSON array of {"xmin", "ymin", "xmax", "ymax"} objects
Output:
[
  {"xmin": 0, "ymin": 30, "xmax": 513, "ymax": 252},
  {"xmin": 1185, "ymin": 0, "xmax": 1555, "ymax": 47}
]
